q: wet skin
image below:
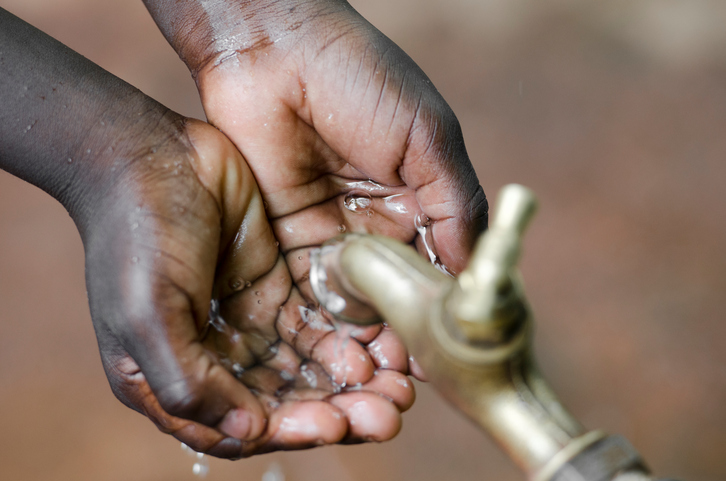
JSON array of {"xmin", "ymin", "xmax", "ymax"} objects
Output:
[
  {"xmin": 1, "ymin": 0, "xmax": 489, "ymax": 459},
  {"xmin": 0, "ymin": 6, "xmax": 429, "ymax": 459},
  {"xmin": 143, "ymin": 0, "xmax": 489, "ymax": 273},
  {"xmin": 141, "ymin": 1, "xmax": 490, "ymax": 455}
]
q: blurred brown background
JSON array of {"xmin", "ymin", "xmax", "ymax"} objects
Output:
[{"xmin": 1, "ymin": 0, "xmax": 725, "ymax": 480}]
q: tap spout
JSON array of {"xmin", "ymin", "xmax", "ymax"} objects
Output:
[{"xmin": 310, "ymin": 184, "xmax": 655, "ymax": 481}]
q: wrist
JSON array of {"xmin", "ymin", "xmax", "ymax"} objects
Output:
[{"xmin": 143, "ymin": 0, "xmax": 349, "ymax": 76}]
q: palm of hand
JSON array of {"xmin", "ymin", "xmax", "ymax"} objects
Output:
[
  {"xmin": 98, "ymin": 5, "xmax": 486, "ymax": 459},
  {"xmin": 89, "ymin": 118, "xmax": 417, "ymax": 460}
]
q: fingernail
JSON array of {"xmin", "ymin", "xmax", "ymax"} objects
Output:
[{"xmin": 219, "ymin": 409, "xmax": 252, "ymax": 440}]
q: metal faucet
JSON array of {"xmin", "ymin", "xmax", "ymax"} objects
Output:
[{"xmin": 310, "ymin": 184, "xmax": 676, "ymax": 481}]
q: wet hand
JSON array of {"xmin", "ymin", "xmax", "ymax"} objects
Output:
[
  {"xmin": 184, "ymin": 1, "xmax": 488, "ymax": 276},
  {"xmin": 88, "ymin": 118, "xmax": 417, "ymax": 458}
]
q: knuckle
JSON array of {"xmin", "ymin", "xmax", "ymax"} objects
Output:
[{"xmin": 155, "ymin": 378, "xmax": 206, "ymax": 420}]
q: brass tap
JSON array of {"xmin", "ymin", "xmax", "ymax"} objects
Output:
[{"xmin": 311, "ymin": 184, "xmax": 674, "ymax": 481}]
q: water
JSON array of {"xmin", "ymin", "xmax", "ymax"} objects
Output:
[
  {"xmin": 367, "ymin": 340, "xmax": 389, "ymax": 368},
  {"xmin": 181, "ymin": 443, "xmax": 210, "ymax": 478},
  {"xmin": 382, "ymin": 194, "xmax": 408, "ymax": 214},
  {"xmin": 343, "ymin": 191, "xmax": 373, "ymax": 213},
  {"xmin": 414, "ymin": 214, "xmax": 454, "ymax": 277},
  {"xmin": 261, "ymin": 462, "xmax": 285, "ymax": 481},
  {"xmin": 300, "ymin": 363, "xmax": 317, "ymax": 388},
  {"xmin": 228, "ymin": 276, "xmax": 245, "ymax": 292}
]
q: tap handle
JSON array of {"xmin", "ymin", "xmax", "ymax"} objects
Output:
[{"xmin": 454, "ymin": 184, "xmax": 538, "ymax": 342}]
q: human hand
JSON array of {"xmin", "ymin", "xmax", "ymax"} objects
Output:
[
  {"xmin": 144, "ymin": 0, "xmax": 489, "ymax": 275},
  {"xmin": 87, "ymin": 118, "xmax": 417, "ymax": 458},
  {"xmin": 0, "ymin": 7, "xmax": 416, "ymax": 459}
]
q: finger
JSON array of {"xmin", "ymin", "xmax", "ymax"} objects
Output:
[
  {"xmin": 102, "ymin": 353, "xmax": 245, "ymax": 458},
  {"xmin": 366, "ymin": 327, "xmax": 409, "ymax": 372},
  {"xmin": 311, "ymin": 328, "xmax": 375, "ymax": 387},
  {"xmin": 239, "ymin": 401, "xmax": 348, "ymax": 456},
  {"xmin": 408, "ymin": 354, "xmax": 428, "ymax": 382},
  {"xmin": 351, "ymin": 369, "xmax": 415, "ymax": 412},
  {"xmin": 217, "ymin": 255, "xmax": 290, "ymax": 341},
  {"xmin": 119, "ymin": 282, "xmax": 266, "ymax": 441},
  {"xmin": 276, "ymin": 289, "xmax": 336, "ymax": 357},
  {"xmin": 329, "ymin": 392, "xmax": 402, "ymax": 443}
]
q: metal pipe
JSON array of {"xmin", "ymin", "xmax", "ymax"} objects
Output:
[{"xmin": 311, "ymin": 184, "xmax": 671, "ymax": 481}]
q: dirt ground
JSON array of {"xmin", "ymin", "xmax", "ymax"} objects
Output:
[{"xmin": 1, "ymin": 1, "xmax": 725, "ymax": 480}]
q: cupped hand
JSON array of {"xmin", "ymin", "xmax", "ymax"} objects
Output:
[
  {"xmin": 85, "ymin": 117, "xmax": 416, "ymax": 459},
  {"xmin": 186, "ymin": 0, "xmax": 489, "ymax": 277}
]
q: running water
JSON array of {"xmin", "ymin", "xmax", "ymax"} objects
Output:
[{"xmin": 414, "ymin": 214, "xmax": 454, "ymax": 277}]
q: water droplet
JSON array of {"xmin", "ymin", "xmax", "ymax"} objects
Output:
[
  {"xmin": 414, "ymin": 214, "xmax": 431, "ymax": 228},
  {"xmin": 192, "ymin": 461, "xmax": 209, "ymax": 478},
  {"xmin": 67, "ymin": 158, "xmax": 73, "ymax": 163},
  {"xmin": 343, "ymin": 191, "xmax": 373, "ymax": 213},
  {"xmin": 181, "ymin": 443, "xmax": 209, "ymax": 477},
  {"xmin": 383, "ymin": 194, "xmax": 408, "ymax": 214},
  {"xmin": 255, "ymin": 291, "xmax": 260, "ymax": 296},
  {"xmin": 297, "ymin": 255, "xmax": 303, "ymax": 260},
  {"xmin": 368, "ymin": 340, "xmax": 389, "ymax": 368},
  {"xmin": 86, "ymin": 149, "xmax": 91, "ymax": 154},
  {"xmin": 274, "ymin": 241, "xmax": 280, "ymax": 247},
  {"xmin": 257, "ymin": 299, "xmax": 262, "ymax": 304},
  {"xmin": 245, "ymin": 281, "xmax": 252, "ymax": 287},
  {"xmin": 228, "ymin": 277, "xmax": 245, "ymax": 291},
  {"xmin": 131, "ymin": 222, "xmax": 139, "ymax": 230},
  {"xmin": 366, "ymin": 210, "xmax": 373, "ymax": 217},
  {"xmin": 300, "ymin": 364, "xmax": 317, "ymax": 388},
  {"xmin": 337, "ymin": 224, "xmax": 347, "ymax": 233},
  {"xmin": 232, "ymin": 363, "xmax": 245, "ymax": 378},
  {"xmin": 131, "ymin": 256, "xmax": 139, "ymax": 264}
]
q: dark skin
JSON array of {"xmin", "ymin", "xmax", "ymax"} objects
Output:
[{"xmin": 1, "ymin": 0, "xmax": 487, "ymax": 459}]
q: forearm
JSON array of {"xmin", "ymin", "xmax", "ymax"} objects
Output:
[
  {"xmin": 0, "ymin": 8, "xmax": 181, "ymax": 227},
  {"xmin": 142, "ymin": 0, "xmax": 348, "ymax": 74}
]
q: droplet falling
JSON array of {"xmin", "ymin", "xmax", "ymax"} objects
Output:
[{"xmin": 181, "ymin": 443, "xmax": 210, "ymax": 478}]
